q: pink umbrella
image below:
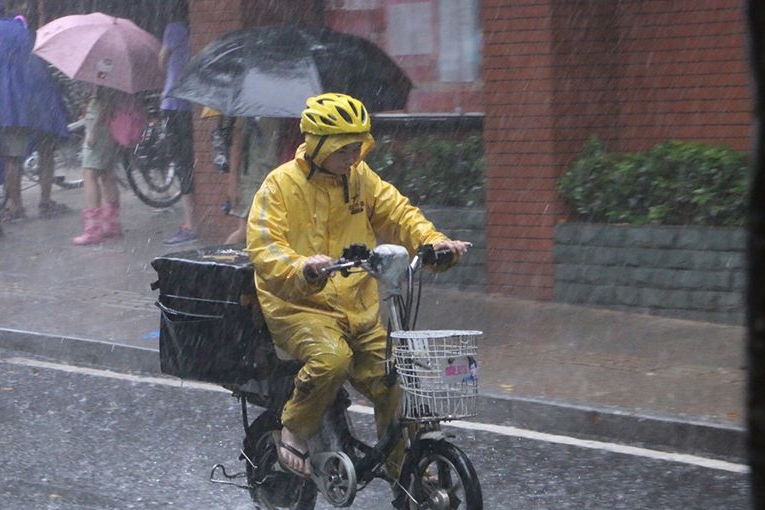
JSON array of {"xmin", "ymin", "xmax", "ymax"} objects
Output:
[{"xmin": 33, "ymin": 12, "xmax": 164, "ymax": 94}]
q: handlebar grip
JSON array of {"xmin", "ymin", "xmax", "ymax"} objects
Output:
[{"xmin": 419, "ymin": 245, "xmax": 454, "ymax": 266}]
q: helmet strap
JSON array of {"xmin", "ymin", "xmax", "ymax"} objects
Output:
[{"xmin": 307, "ymin": 135, "xmax": 328, "ymax": 164}]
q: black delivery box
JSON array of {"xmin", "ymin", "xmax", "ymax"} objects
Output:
[{"xmin": 151, "ymin": 245, "xmax": 272, "ymax": 386}]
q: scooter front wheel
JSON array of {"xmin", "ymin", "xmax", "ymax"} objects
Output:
[{"xmin": 402, "ymin": 439, "xmax": 483, "ymax": 510}]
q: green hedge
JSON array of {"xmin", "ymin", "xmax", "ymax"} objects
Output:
[
  {"xmin": 556, "ymin": 137, "xmax": 750, "ymax": 227},
  {"xmin": 366, "ymin": 133, "xmax": 485, "ymax": 207}
]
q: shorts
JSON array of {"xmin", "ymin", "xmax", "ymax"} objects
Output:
[
  {"xmin": 162, "ymin": 110, "xmax": 195, "ymax": 195},
  {"xmin": 82, "ymin": 137, "xmax": 121, "ymax": 171},
  {"xmin": 0, "ymin": 128, "xmax": 29, "ymax": 158},
  {"xmin": 82, "ymin": 98, "xmax": 121, "ymax": 171},
  {"xmin": 33, "ymin": 132, "xmax": 65, "ymax": 154},
  {"xmin": 230, "ymin": 166, "xmax": 263, "ymax": 218}
]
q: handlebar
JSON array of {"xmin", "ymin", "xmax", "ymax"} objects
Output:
[
  {"xmin": 320, "ymin": 244, "xmax": 453, "ymax": 278},
  {"xmin": 417, "ymin": 244, "xmax": 455, "ymax": 267},
  {"xmin": 315, "ymin": 243, "xmax": 461, "ymax": 340}
]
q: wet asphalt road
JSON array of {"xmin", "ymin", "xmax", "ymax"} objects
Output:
[{"xmin": 0, "ymin": 348, "xmax": 750, "ymax": 510}]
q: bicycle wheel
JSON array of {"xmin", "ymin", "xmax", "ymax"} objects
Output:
[
  {"xmin": 403, "ymin": 439, "xmax": 483, "ymax": 510},
  {"xmin": 246, "ymin": 428, "xmax": 317, "ymax": 510},
  {"xmin": 125, "ymin": 154, "xmax": 182, "ymax": 209}
]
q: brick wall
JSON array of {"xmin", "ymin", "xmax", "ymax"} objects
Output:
[
  {"xmin": 482, "ymin": 0, "xmax": 751, "ymax": 300},
  {"xmin": 482, "ymin": 0, "xmax": 561, "ymax": 300},
  {"xmin": 614, "ymin": 2, "xmax": 750, "ymax": 151}
]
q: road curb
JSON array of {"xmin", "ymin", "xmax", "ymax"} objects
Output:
[
  {"xmin": 474, "ymin": 393, "xmax": 745, "ymax": 462},
  {"xmin": 0, "ymin": 327, "xmax": 745, "ymax": 463}
]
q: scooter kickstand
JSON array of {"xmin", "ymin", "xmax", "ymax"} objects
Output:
[{"xmin": 209, "ymin": 463, "xmax": 251, "ymax": 490}]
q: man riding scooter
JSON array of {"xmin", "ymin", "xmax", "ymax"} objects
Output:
[{"xmin": 245, "ymin": 92, "xmax": 471, "ymax": 481}]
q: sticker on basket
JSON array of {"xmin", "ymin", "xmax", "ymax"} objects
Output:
[{"xmin": 440, "ymin": 356, "xmax": 478, "ymax": 384}]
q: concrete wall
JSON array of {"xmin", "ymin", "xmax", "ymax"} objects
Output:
[
  {"xmin": 554, "ymin": 223, "xmax": 746, "ymax": 325},
  {"xmin": 420, "ymin": 207, "xmax": 486, "ymax": 290}
]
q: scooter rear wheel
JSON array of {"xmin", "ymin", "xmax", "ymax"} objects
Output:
[{"xmin": 246, "ymin": 428, "xmax": 318, "ymax": 510}]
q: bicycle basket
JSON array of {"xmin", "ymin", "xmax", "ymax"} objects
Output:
[{"xmin": 391, "ymin": 330, "xmax": 481, "ymax": 422}]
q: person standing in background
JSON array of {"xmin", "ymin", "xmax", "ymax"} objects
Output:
[
  {"xmin": 0, "ymin": 0, "xmax": 32, "ymax": 224},
  {"xmin": 159, "ymin": 0, "xmax": 197, "ymax": 245},
  {"xmin": 224, "ymin": 117, "xmax": 298, "ymax": 245},
  {"xmin": 72, "ymin": 86, "xmax": 124, "ymax": 245},
  {"xmin": 26, "ymin": 54, "xmax": 71, "ymax": 219}
]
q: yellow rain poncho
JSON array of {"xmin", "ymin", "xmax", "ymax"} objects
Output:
[{"xmin": 246, "ymin": 135, "xmax": 449, "ymax": 440}]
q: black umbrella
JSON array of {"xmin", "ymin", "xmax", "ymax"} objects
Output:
[{"xmin": 169, "ymin": 25, "xmax": 412, "ymax": 117}]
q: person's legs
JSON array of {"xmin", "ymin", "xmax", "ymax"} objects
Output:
[
  {"xmin": 0, "ymin": 128, "xmax": 29, "ymax": 221},
  {"xmin": 37, "ymin": 136, "xmax": 69, "ymax": 218},
  {"xmin": 82, "ymin": 168, "xmax": 101, "ymax": 209},
  {"xmin": 38, "ymin": 144, "xmax": 53, "ymax": 205},
  {"xmin": 73, "ymin": 168, "xmax": 104, "ymax": 245},
  {"xmin": 99, "ymin": 166, "xmax": 121, "ymax": 237},
  {"xmin": 100, "ymin": 166, "xmax": 120, "ymax": 205},
  {"xmin": 347, "ymin": 324, "xmax": 405, "ymax": 478},
  {"xmin": 163, "ymin": 110, "xmax": 197, "ymax": 245},
  {"xmin": 0, "ymin": 156, "xmax": 24, "ymax": 220},
  {"xmin": 273, "ymin": 313, "xmax": 353, "ymax": 476},
  {"xmin": 348, "ymin": 325, "xmax": 400, "ymax": 439},
  {"xmin": 224, "ymin": 217, "xmax": 247, "ymax": 244},
  {"xmin": 181, "ymin": 192, "xmax": 195, "ymax": 230}
]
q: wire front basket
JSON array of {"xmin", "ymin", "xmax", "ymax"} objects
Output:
[{"xmin": 391, "ymin": 330, "xmax": 481, "ymax": 422}]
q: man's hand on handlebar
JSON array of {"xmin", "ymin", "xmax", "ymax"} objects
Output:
[
  {"xmin": 432, "ymin": 240, "xmax": 472, "ymax": 259},
  {"xmin": 303, "ymin": 254, "xmax": 334, "ymax": 284}
]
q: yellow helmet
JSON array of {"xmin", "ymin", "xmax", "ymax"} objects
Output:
[{"xmin": 300, "ymin": 93, "xmax": 371, "ymax": 135}]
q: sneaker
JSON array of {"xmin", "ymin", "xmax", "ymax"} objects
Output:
[
  {"xmin": 0, "ymin": 207, "xmax": 27, "ymax": 223},
  {"xmin": 163, "ymin": 226, "xmax": 197, "ymax": 245},
  {"xmin": 38, "ymin": 200, "xmax": 70, "ymax": 219}
]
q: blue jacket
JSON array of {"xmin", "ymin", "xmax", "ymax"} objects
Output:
[
  {"xmin": 26, "ymin": 55, "xmax": 69, "ymax": 140},
  {"xmin": 0, "ymin": 16, "xmax": 32, "ymax": 128}
]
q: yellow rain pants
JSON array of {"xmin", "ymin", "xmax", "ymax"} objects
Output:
[{"xmin": 274, "ymin": 310, "xmax": 401, "ymax": 440}]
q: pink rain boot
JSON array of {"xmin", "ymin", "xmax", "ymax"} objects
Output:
[
  {"xmin": 72, "ymin": 208, "xmax": 105, "ymax": 245},
  {"xmin": 101, "ymin": 202, "xmax": 123, "ymax": 238}
]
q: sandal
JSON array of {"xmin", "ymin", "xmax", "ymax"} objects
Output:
[
  {"xmin": 38, "ymin": 200, "xmax": 70, "ymax": 219},
  {"xmin": 0, "ymin": 207, "xmax": 26, "ymax": 223},
  {"xmin": 272, "ymin": 429, "xmax": 311, "ymax": 478}
]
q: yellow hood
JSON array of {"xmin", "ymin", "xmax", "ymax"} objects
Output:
[{"xmin": 302, "ymin": 132, "xmax": 375, "ymax": 167}]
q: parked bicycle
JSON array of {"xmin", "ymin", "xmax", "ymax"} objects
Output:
[
  {"xmin": 202, "ymin": 243, "xmax": 484, "ymax": 510},
  {"xmin": 126, "ymin": 103, "xmax": 183, "ymax": 209}
]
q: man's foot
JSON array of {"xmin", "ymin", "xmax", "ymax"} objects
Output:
[
  {"xmin": 0, "ymin": 207, "xmax": 26, "ymax": 223},
  {"xmin": 38, "ymin": 200, "xmax": 70, "ymax": 219},
  {"xmin": 273, "ymin": 428, "xmax": 311, "ymax": 478},
  {"xmin": 163, "ymin": 226, "xmax": 197, "ymax": 245}
]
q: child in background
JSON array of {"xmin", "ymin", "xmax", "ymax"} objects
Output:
[{"xmin": 72, "ymin": 86, "xmax": 124, "ymax": 245}]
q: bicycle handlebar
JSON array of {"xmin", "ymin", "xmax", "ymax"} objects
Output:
[
  {"xmin": 320, "ymin": 244, "xmax": 453, "ymax": 278},
  {"xmin": 417, "ymin": 244, "xmax": 455, "ymax": 267}
]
